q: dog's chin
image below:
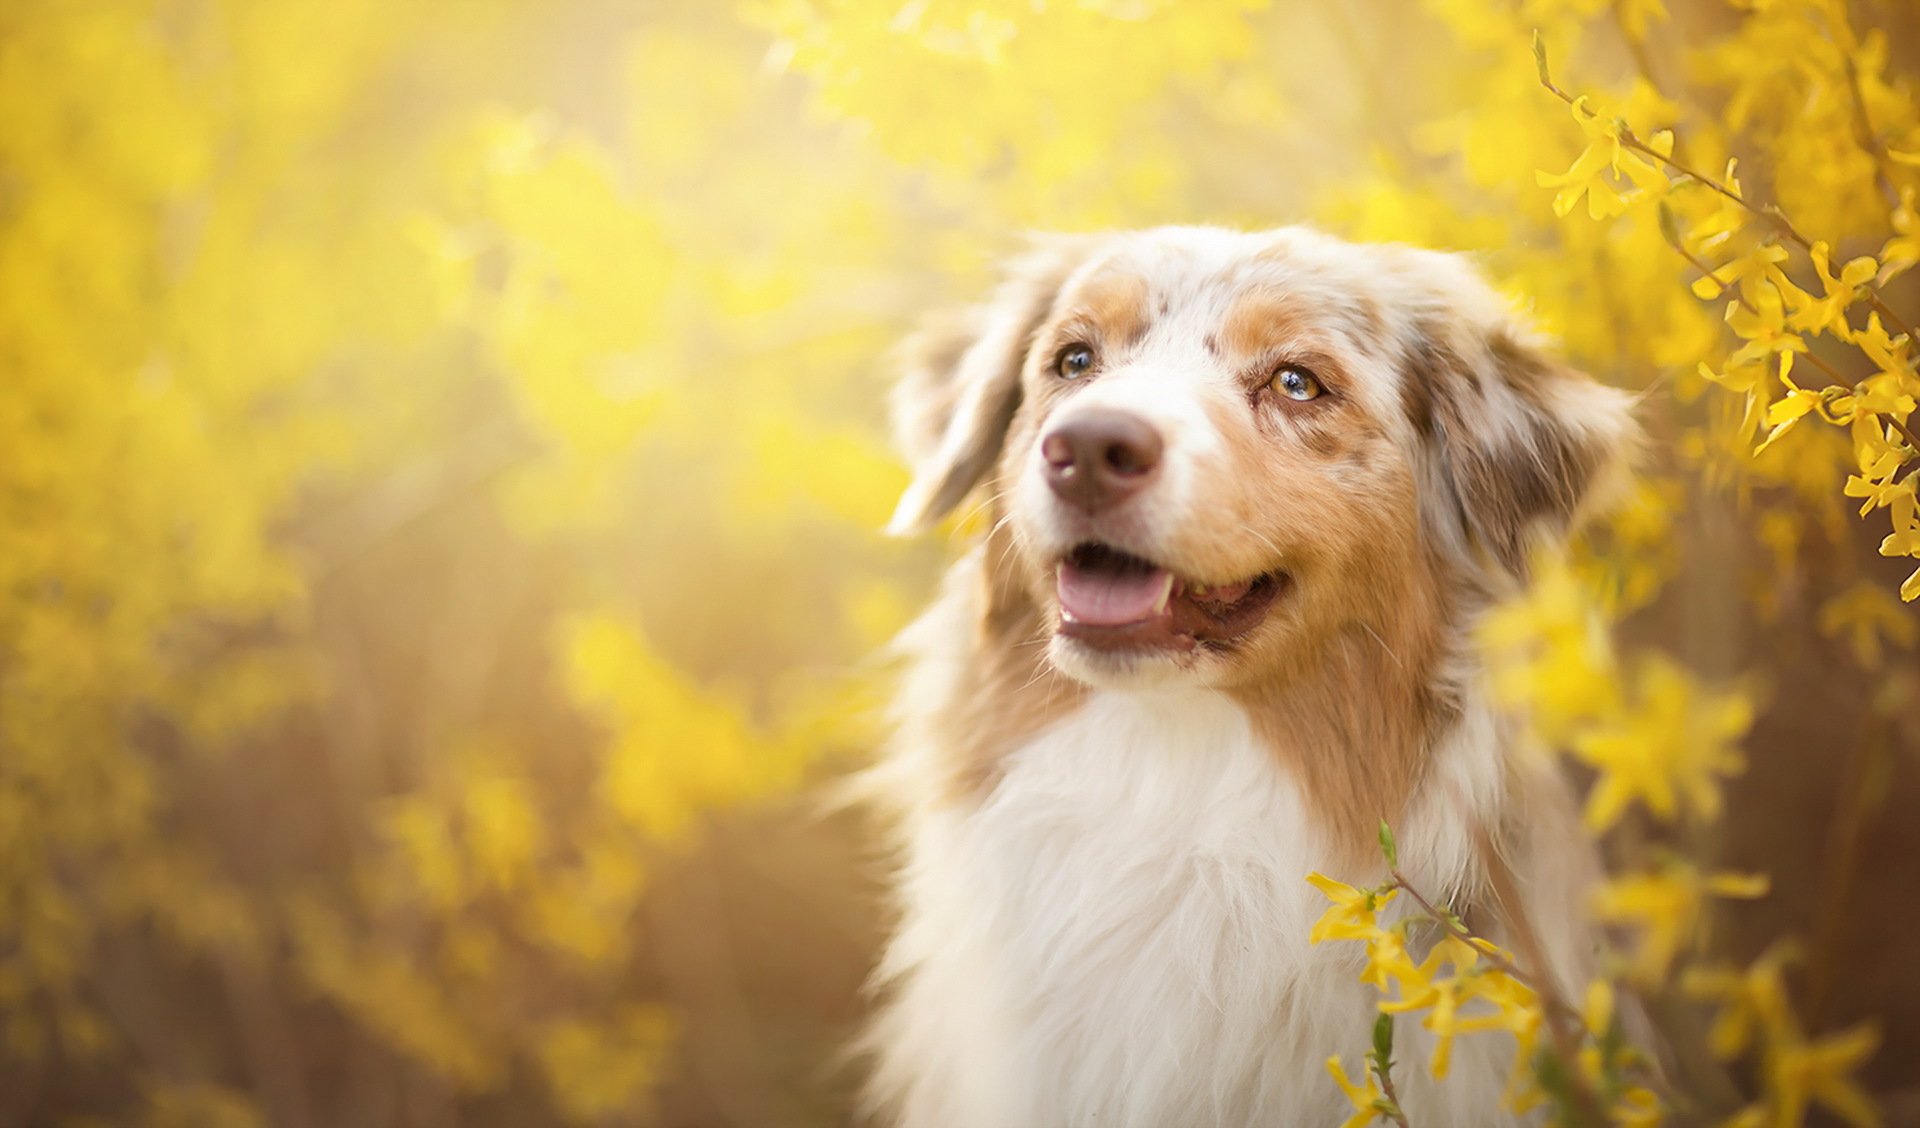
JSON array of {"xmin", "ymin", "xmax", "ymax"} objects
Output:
[
  {"xmin": 1046, "ymin": 634, "xmax": 1220, "ymax": 689},
  {"xmin": 1041, "ymin": 542, "xmax": 1287, "ymax": 689}
]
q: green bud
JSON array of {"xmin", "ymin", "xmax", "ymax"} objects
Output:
[
  {"xmin": 1371, "ymin": 1012, "xmax": 1395, "ymax": 1069},
  {"xmin": 1657, "ymin": 200, "xmax": 1681, "ymax": 248}
]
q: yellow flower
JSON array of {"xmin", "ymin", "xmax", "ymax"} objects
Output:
[
  {"xmin": 1817, "ymin": 582, "xmax": 1919, "ymax": 668},
  {"xmin": 1687, "ymin": 949, "xmax": 1882, "ymax": 1123},
  {"xmin": 1692, "ymin": 242, "xmax": 1796, "ymax": 305},
  {"xmin": 1325, "ymin": 1054, "xmax": 1386, "ymax": 1128},
  {"xmin": 1879, "ymin": 189, "xmax": 1920, "ymax": 283},
  {"xmin": 1767, "ymin": 1023, "xmax": 1883, "ymax": 1128},
  {"xmin": 1469, "ymin": 968, "xmax": 1546, "ymax": 1112},
  {"xmin": 1612, "ymin": 1084, "xmax": 1665, "ymax": 1128},
  {"xmin": 1306, "ymin": 874, "xmax": 1395, "ymax": 944},
  {"xmin": 1535, "ymin": 98, "xmax": 1672, "ymax": 220},
  {"xmin": 1851, "ymin": 373, "xmax": 1919, "ymax": 422},
  {"xmin": 1596, "ymin": 865, "xmax": 1769, "ymax": 980},
  {"xmin": 1879, "ymin": 488, "xmax": 1920, "ymax": 559},
  {"xmin": 1844, "ymin": 450, "xmax": 1915, "ymax": 514},
  {"xmin": 1359, "ymin": 924, "xmax": 1421, "ymax": 993},
  {"xmin": 1377, "ymin": 936, "xmax": 1488, "ymax": 1078},
  {"xmin": 1569, "ymin": 656, "xmax": 1752, "ymax": 831},
  {"xmin": 1682, "ymin": 944, "xmax": 1797, "ymax": 1061},
  {"xmin": 1724, "ymin": 282, "xmax": 1809, "ymax": 369},
  {"xmin": 1477, "ymin": 556, "xmax": 1621, "ymax": 746},
  {"xmin": 1788, "ymin": 241, "xmax": 1878, "ymax": 337},
  {"xmin": 1753, "ymin": 353, "xmax": 1833, "ymax": 455}
]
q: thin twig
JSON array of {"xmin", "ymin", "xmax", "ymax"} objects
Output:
[
  {"xmin": 1895, "ymin": 417, "xmax": 1920, "ymax": 456},
  {"xmin": 1375, "ymin": 1058, "xmax": 1413, "ymax": 1128},
  {"xmin": 1798, "ymin": 347, "xmax": 1855, "ymax": 388}
]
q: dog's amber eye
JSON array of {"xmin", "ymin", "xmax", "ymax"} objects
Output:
[
  {"xmin": 1271, "ymin": 365, "xmax": 1322, "ymax": 401},
  {"xmin": 1056, "ymin": 344, "xmax": 1095, "ymax": 379}
]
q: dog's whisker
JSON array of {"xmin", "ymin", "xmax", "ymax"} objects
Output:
[
  {"xmin": 1016, "ymin": 663, "xmax": 1058, "ymax": 693},
  {"xmin": 953, "ymin": 485, "xmax": 1010, "ymax": 531},
  {"xmin": 1361, "ymin": 622, "xmax": 1405, "ymax": 669}
]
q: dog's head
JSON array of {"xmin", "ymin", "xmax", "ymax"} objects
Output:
[{"xmin": 890, "ymin": 226, "xmax": 1634, "ymax": 690}]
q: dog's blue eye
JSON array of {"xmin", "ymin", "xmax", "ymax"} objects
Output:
[
  {"xmin": 1271, "ymin": 365, "xmax": 1322, "ymax": 401},
  {"xmin": 1056, "ymin": 345, "xmax": 1095, "ymax": 379}
]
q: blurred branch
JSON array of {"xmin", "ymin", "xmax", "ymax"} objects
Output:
[
  {"xmin": 1829, "ymin": 0, "xmax": 1903, "ymax": 208},
  {"xmin": 1807, "ymin": 712, "xmax": 1892, "ymax": 1027},
  {"xmin": 1318, "ymin": 0, "xmax": 1421, "ymax": 173},
  {"xmin": 648, "ymin": 841, "xmax": 786, "ymax": 1128},
  {"xmin": 1607, "ymin": 1, "xmax": 1667, "ymax": 97},
  {"xmin": 302, "ymin": 420, "xmax": 534, "ymax": 589},
  {"xmin": 215, "ymin": 952, "xmax": 314, "ymax": 1128}
]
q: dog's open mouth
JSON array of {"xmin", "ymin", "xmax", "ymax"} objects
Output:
[{"xmin": 1054, "ymin": 543, "xmax": 1283, "ymax": 652}]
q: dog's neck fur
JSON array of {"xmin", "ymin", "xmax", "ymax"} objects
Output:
[{"xmin": 867, "ymin": 547, "xmax": 1536, "ymax": 1128}]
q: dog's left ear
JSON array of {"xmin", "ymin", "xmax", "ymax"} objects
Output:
[
  {"xmin": 885, "ymin": 237, "xmax": 1098, "ymax": 536},
  {"xmin": 1398, "ymin": 254, "xmax": 1638, "ymax": 581}
]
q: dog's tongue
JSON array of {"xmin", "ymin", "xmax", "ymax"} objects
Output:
[{"xmin": 1057, "ymin": 559, "xmax": 1173, "ymax": 626}]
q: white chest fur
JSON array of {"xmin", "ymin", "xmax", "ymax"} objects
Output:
[{"xmin": 871, "ymin": 687, "xmax": 1528, "ymax": 1128}]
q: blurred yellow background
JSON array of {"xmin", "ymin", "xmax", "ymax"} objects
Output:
[{"xmin": 3, "ymin": 0, "xmax": 1918, "ymax": 1124}]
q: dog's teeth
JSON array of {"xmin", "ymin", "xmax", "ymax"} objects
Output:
[
  {"xmin": 1152, "ymin": 574, "xmax": 1174, "ymax": 614},
  {"xmin": 1191, "ymin": 583, "xmax": 1210, "ymax": 597}
]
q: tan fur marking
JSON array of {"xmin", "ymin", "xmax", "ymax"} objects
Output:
[
  {"xmin": 929, "ymin": 519, "xmax": 1086, "ymax": 804},
  {"xmin": 1179, "ymin": 386, "xmax": 1456, "ymax": 867},
  {"xmin": 1229, "ymin": 539, "xmax": 1456, "ymax": 869},
  {"xmin": 1060, "ymin": 272, "xmax": 1152, "ymax": 353},
  {"xmin": 1295, "ymin": 417, "xmax": 1355, "ymax": 460},
  {"xmin": 1218, "ymin": 289, "xmax": 1312, "ymax": 363},
  {"xmin": 1349, "ymin": 290, "xmax": 1388, "ymax": 351}
]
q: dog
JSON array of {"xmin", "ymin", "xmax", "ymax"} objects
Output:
[{"xmin": 862, "ymin": 226, "xmax": 1634, "ymax": 1127}]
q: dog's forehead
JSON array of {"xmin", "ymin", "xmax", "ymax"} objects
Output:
[
  {"xmin": 1065, "ymin": 228, "xmax": 1394, "ymax": 340},
  {"xmin": 1056, "ymin": 227, "xmax": 1408, "ymax": 410}
]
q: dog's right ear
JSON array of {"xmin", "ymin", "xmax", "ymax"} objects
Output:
[{"xmin": 886, "ymin": 238, "xmax": 1096, "ymax": 536}]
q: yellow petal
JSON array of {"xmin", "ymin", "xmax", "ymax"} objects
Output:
[{"xmin": 1706, "ymin": 872, "xmax": 1770, "ymax": 899}]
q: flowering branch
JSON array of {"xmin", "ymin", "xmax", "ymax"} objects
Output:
[
  {"xmin": 1378, "ymin": 861, "xmax": 1608, "ymax": 1126},
  {"xmin": 1533, "ymin": 32, "xmax": 1916, "ymax": 342}
]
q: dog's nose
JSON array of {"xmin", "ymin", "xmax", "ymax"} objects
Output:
[{"xmin": 1041, "ymin": 409, "xmax": 1164, "ymax": 512}]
